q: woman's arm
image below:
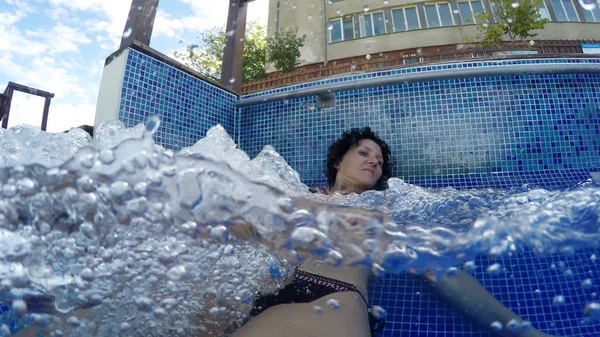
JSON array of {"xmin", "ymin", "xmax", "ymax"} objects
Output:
[{"xmin": 427, "ymin": 269, "xmax": 556, "ymax": 337}]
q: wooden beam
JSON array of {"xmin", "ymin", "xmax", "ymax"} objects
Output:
[
  {"xmin": 0, "ymin": 87, "xmax": 13, "ymax": 129},
  {"xmin": 121, "ymin": 0, "xmax": 160, "ymax": 48},
  {"xmin": 221, "ymin": 0, "xmax": 248, "ymax": 94}
]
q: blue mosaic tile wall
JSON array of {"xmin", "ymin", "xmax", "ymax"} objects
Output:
[
  {"xmin": 239, "ymin": 58, "xmax": 600, "ymax": 189},
  {"xmin": 368, "ymin": 248, "xmax": 600, "ymax": 337},
  {"xmin": 119, "ymin": 48, "xmax": 238, "ymax": 150}
]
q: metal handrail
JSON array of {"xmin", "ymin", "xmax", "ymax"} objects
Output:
[
  {"xmin": 236, "ymin": 58, "xmax": 600, "ymax": 108},
  {"xmin": 0, "ymin": 82, "xmax": 55, "ymax": 131}
]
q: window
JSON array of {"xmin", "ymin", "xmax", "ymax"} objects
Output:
[
  {"xmin": 551, "ymin": 0, "xmax": 579, "ymax": 21},
  {"xmin": 425, "ymin": 3, "xmax": 454, "ymax": 28},
  {"xmin": 360, "ymin": 12, "xmax": 386, "ymax": 37},
  {"xmin": 458, "ymin": 0, "xmax": 484, "ymax": 24},
  {"xmin": 537, "ymin": 1, "xmax": 550, "ymax": 20},
  {"xmin": 329, "ymin": 16, "xmax": 355, "ymax": 43},
  {"xmin": 391, "ymin": 7, "xmax": 421, "ymax": 31},
  {"xmin": 583, "ymin": 1, "xmax": 600, "ymax": 22}
]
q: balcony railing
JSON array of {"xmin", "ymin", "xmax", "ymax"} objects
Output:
[{"xmin": 241, "ymin": 39, "xmax": 598, "ymax": 94}]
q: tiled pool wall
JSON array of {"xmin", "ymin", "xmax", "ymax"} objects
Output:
[
  {"xmin": 240, "ymin": 58, "xmax": 600, "ymax": 190},
  {"xmin": 118, "ymin": 48, "xmax": 238, "ymax": 150}
]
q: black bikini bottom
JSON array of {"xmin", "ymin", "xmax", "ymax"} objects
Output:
[{"xmin": 237, "ymin": 268, "xmax": 385, "ymax": 336}]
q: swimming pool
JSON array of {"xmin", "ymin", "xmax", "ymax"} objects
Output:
[
  {"xmin": 0, "ymin": 43, "xmax": 599, "ymax": 336},
  {"xmin": 115, "ymin": 45, "xmax": 600, "ymax": 336}
]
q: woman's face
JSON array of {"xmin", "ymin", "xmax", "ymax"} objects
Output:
[{"xmin": 335, "ymin": 139, "xmax": 384, "ymax": 191}]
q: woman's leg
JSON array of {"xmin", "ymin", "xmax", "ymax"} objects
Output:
[
  {"xmin": 428, "ymin": 269, "xmax": 556, "ymax": 337},
  {"xmin": 230, "ymin": 291, "xmax": 371, "ymax": 337}
]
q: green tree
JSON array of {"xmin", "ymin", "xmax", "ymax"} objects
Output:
[
  {"xmin": 469, "ymin": 0, "xmax": 548, "ymax": 47},
  {"xmin": 265, "ymin": 26, "xmax": 306, "ymax": 73},
  {"xmin": 174, "ymin": 21, "xmax": 267, "ymax": 83}
]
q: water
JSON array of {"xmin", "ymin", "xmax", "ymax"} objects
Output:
[{"xmin": 0, "ymin": 118, "xmax": 599, "ymax": 336}]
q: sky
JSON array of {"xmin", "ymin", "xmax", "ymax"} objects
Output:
[{"xmin": 0, "ymin": 0, "xmax": 269, "ymax": 132}]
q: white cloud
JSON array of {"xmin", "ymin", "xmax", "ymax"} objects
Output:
[{"xmin": 1, "ymin": 0, "xmax": 269, "ymax": 134}]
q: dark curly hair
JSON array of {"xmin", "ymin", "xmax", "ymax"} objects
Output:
[{"xmin": 326, "ymin": 127, "xmax": 392, "ymax": 191}]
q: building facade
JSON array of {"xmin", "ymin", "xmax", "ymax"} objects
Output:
[{"xmin": 266, "ymin": 0, "xmax": 600, "ymax": 66}]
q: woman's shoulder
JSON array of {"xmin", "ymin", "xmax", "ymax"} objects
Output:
[{"xmin": 308, "ymin": 186, "xmax": 331, "ymax": 195}]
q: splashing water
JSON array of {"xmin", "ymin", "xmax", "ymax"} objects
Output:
[
  {"xmin": 0, "ymin": 117, "xmax": 599, "ymax": 336},
  {"xmin": 578, "ymin": 0, "xmax": 597, "ymax": 10}
]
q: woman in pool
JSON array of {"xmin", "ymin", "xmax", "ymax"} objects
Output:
[{"xmin": 230, "ymin": 127, "xmax": 556, "ymax": 337}]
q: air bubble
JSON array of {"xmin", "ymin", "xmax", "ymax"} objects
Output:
[
  {"xmin": 511, "ymin": 1, "xmax": 520, "ymax": 7},
  {"xmin": 123, "ymin": 28, "xmax": 133, "ymax": 38},
  {"xmin": 12, "ymin": 299, "xmax": 27, "ymax": 316},
  {"xmin": 326, "ymin": 299, "xmax": 341, "ymax": 310},
  {"xmin": 313, "ymin": 305, "xmax": 323, "ymax": 314},
  {"xmin": 371, "ymin": 305, "xmax": 386, "ymax": 319},
  {"xmin": 582, "ymin": 279, "xmax": 593, "ymax": 289},
  {"xmin": 80, "ymin": 154, "xmax": 95, "ymax": 169},
  {"xmin": 487, "ymin": 263, "xmax": 502, "ymax": 275},
  {"xmin": 67, "ymin": 316, "xmax": 80, "ymax": 327},
  {"xmin": 120, "ymin": 322, "xmax": 131, "ymax": 331},
  {"xmin": 584, "ymin": 302, "xmax": 600, "ymax": 320},
  {"xmin": 363, "ymin": 5, "xmax": 370, "ymax": 11},
  {"xmin": 506, "ymin": 319, "xmax": 520, "ymax": 333},
  {"xmin": 167, "ymin": 265, "xmax": 187, "ymax": 280},
  {"xmin": 98, "ymin": 149, "xmax": 115, "ymax": 164},
  {"xmin": 579, "ymin": 0, "xmax": 597, "ymax": 10},
  {"xmin": 490, "ymin": 321, "xmax": 503, "ymax": 331},
  {"xmin": 553, "ymin": 295, "xmax": 565, "ymax": 306},
  {"xmin": 134, "ymin": 297, "xmax": 153, "ymax": 312}
]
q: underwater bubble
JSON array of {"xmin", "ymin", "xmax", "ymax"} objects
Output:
[
  {"xmin": 120, "ymin": 322, "xmax": 131, "ymax": 331},
  {"xmin": 582, "ymin": 279, "xmax": 594, "ymax": 289},
  {"xmin": 324, "ymin": 249, "xmax": 343, "ymax": 267},
  {"xmin": 123, "ymin": 28, "xmax": 133, "ymax": 38},
  {"xmin": 80, "ymin": 268, "xmax": 96, "ymax": 281},
  {"xmin": 372, "ymin": 263, "xmax": 386, "ymax": 277},
  {"xmin": 579, "ymin": 0, "xmax": 597, "ymax": 10},
  {"xmin": 371, "ymin": 305, "xmax": 386, "ymax": 319},
  {"xmin": 67, "ymin": 316, "xmax": 80, "ymax": 327},
  {"xmin": 80, "ymin": 154, "xmax": 95, "ymax": 169},
  {"xmin": 153, "ymin": 308, "xmax": 165, "ymax": 318},
  {"xmin": 490, "ymin": 321, "xmax": 503, "ymax": 331},
  {"xmin": 446, "ymin": 267, "xmax": 459, "ymax": 277},
  {"xmin": 0, "ymin": 325, "xmax": 10, "ymax": 337},
  {"xmin": 167, "ymin": 265, "xmax": 188, "ymax": 280},
  {"xmin": 209, "ymin": 307, "xmax": 227, "ymax": 318},
  {"xmin": 487, "ymin": 263, "xmax": 502, "ymax": 275},
  {"xmin": 464, "ymin": 261, "xmax": 477, "ymax": 272},
  {"xmin": 506, "ymin": 319, "xmax": 520, "ymax": 333},
  {"xmin": 511, "ymin": 1, "xmax": 520, "ymax": 7},
  {"xmin": 553, "ymin": 295, "xmax": 565, "ymax": 306},
  {"xmin": 134, "ymin": 297, "xmax": 153, "ymax": 312},
  {"xmin": 210, "ymin": 226, "xmax": 229, "ymax": 244},
  {"xmin": 2, "ymin": 184, "xmax": 16, "ymax": 198},
  {"xmin": 313, "ymin": 305, "xmax": 323, "ymax": 314},
  {"xmin": 326, "ymin": 299, "xmax": 341, "ymax": 310},
  {"xmin": 363, "ymin": 5, "xmax": 370, "ymax": 11},
  {"xmin": 520, "ymin": 321, "xmax": 532, "ymax": 331},
  {"xmin": 12, "ymin": 299, "xmax": 27, "ymax": 316},
  {"xmin": 584, "ymin": 302, "xmax": 600, "ymax": 320},
  {"xmin": 16, "ymin": 178, "xmax": 38, "ymax": 197}
]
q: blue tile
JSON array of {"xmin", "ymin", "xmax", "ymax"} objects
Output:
[{"xmin": 118, "ymin": 49, "xmax": 237, "ymax": 150}]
